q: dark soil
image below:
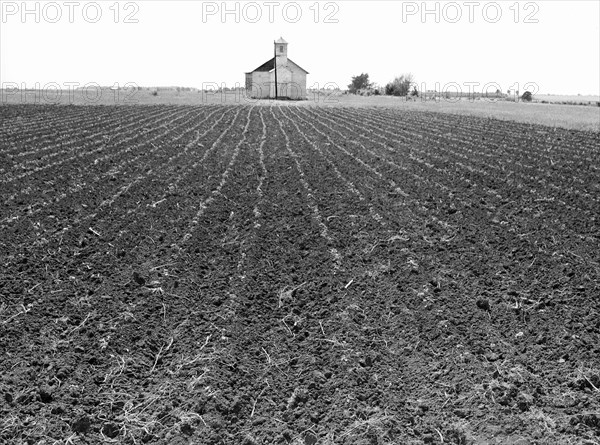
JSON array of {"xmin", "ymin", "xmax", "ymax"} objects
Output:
[{"xmin": 1, "ymin": 104, "xmax": 599, "ymax": 444}]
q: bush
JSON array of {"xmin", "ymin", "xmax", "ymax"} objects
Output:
[
  {"xmin": 385, "ymin": 74, "xmax": 414, "ymax": 97},
  {"xmin": 151, "ymin": 90, "xmax": 158, "ymax": 96},
  {"xmin": 521, "ymin": 91, "xmax": 533, "ymax": 102}
]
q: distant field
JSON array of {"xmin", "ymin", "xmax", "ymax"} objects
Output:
[
  {"xmin": 318, "ymin": 94, "xmax": 600, "ymax": 132},
  {"xmin": 534, "ymin": 94, "xmax": 599, "ymax": 104},
  {"xmin": 1, "ymin": 88, "xmax": 599, "ymax": 132}
]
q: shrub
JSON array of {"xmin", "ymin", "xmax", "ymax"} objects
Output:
[
  {"xmin": 385, "ymin": 74, "xmax": 414, "ymax": 97},
  {"xmin": 521, "ymin": 91, "xmax": 533, "ymax": 102}
]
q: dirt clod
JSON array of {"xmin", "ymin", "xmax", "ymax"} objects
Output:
[
  {"xmin": 476, "ymin": 299, "xmax": 490, "ymax": 311},
  {"xmin": 101, "ymin": 423, "xmax": 120, "ymax": 439},
  {"xmin": 180, "ymin": 423, "xmax": 194, "ymax": 436},
  {"xmin": 71, "ymin": 416, "xmax": 91, "ymax": 434},
  {"xmin": 38, "ymin": 387, "xmax": 53, "ymax": 403},
  {"xmin": 304, "ymin": 432, "xmax": 318, "ymax": 445},
  {"xmin": 132, "ymin": 271, "xmax": 146, "ymax": 286}
]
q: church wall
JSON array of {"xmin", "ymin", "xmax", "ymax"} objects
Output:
[
  {"xmin": 290, "ymin": 69, "xmax": 307, "ymax": 99},
  {"xmin": 248, "ymin": 71, "xmax": 271, "ymax": 98}
]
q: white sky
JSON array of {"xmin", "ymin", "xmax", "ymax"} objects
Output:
[{"xmin": 1, "ymin": 1, "xmax": 599, "ymax": 95}]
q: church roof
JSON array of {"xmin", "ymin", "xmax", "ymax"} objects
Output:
[
  {"xmin": 249, "ymin": 57, "xmax": 276, "ymax": 72},
  {"xmin": 275, "ymin": 37, "xmax": 288, "ymax": 44},
  {"xmin": 246, "ymin": 57, "xmax": 309, "ymax": 74}
]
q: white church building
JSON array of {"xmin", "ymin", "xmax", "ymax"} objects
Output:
[{"xmin": 245, "ymin": 37, "xmax": 308, "ymax": 100}]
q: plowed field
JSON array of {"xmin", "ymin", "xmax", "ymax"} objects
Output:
[{"xmin": 1, "ymin": 104, "xmax": 599, "ymax": 444}]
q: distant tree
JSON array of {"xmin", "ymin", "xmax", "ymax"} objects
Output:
[
  {"xmin": 348, "ymin": 73, "xmax": 372, "ymax": 94},
  {"xmin": 385, "ymin": 74, "xmax": 414, "ymax": 97},
  {"xmin": 521, "ymin": 91, "xmax": 533, "ymax": 102}
]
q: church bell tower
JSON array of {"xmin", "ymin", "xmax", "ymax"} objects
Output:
[{"xmin": 275, "ymin": 37, "xmax": 288, "ymax": 68}]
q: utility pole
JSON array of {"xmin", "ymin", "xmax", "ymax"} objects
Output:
[{"xmin": 274, "ymin": 40, "xmax": 278, "ymax": 99}]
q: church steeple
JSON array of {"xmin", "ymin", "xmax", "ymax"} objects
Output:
[{"xmin": 275, "ymin": 37, "xmax": 288, "ymax": 67}]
